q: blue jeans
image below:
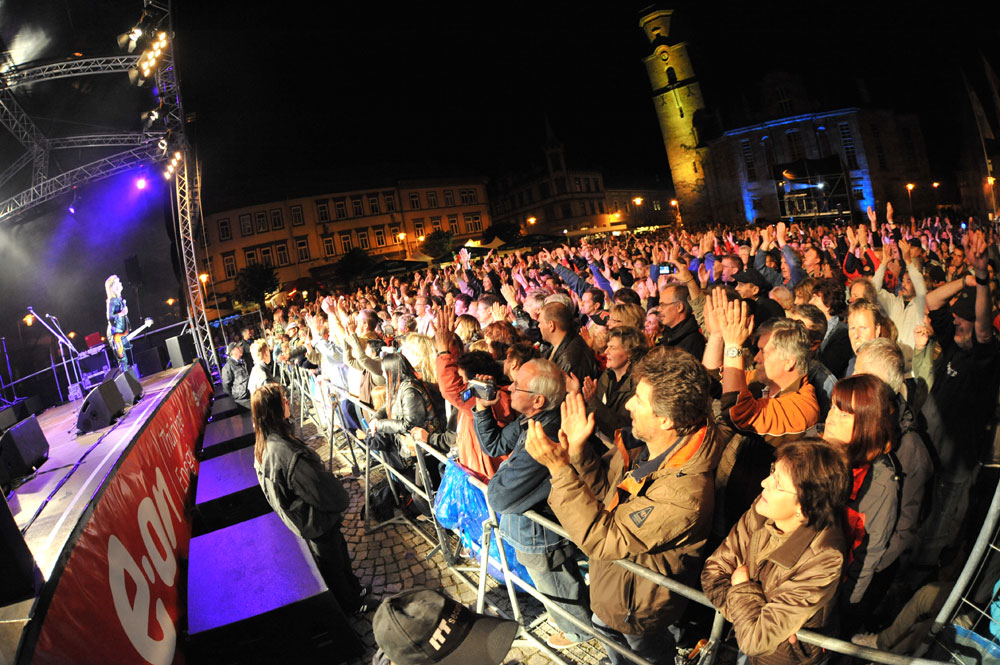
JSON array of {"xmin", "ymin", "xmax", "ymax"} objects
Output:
[
  {"xmin": 516, "ymin": 545, "xmax": 591, "ymax": 643},
  {"xmin": 591, "ymin": 612, "xmax": 675, "ymax": 665}
]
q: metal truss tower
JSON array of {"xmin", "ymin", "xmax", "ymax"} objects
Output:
[{"xmin": 0, "ymin": 0, "xmax": 219, "ymax": 376}]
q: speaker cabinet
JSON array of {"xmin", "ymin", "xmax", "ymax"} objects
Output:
[
  {"xmin": 0, "ymin": 496, "xmax": 37, "ymax": 603},
  {"xmin": 166, "ymin": 334, "xmax": 197, "ymax": 368},
  {"xmin": 114, "ymin": 370, "xmax": 143, "ymax": 405},
  {"xmin": 134, "ymin": 347, "xmax": 164, "ymax": 378},
  {"xmin": 76, "ymin": 381, "xmax": 126, "ymax": 434},
  {"xmin": 0, "ymin": 416, "xmax": 49, "ymax": 481}
]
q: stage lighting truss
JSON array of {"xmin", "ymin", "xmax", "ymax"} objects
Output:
[{"xmin": 129, "ymin": 31, "xmax": 169, "ymax": 87}]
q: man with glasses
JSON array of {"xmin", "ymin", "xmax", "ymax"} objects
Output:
[
  {"xmin": 657, "ymin": 283, "xmax": 705, "ymax": 359},
  {"xmin": 475, "ymin": 359, "xmax": 591, "ymax": 650}
]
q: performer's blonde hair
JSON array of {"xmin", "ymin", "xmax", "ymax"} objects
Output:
[{"xmin": 105, "ymin": 274, "xmax": 121, "ymax": 299}]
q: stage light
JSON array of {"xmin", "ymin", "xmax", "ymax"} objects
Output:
[
  {"xmin": 166, "ymin": 298, "xmax": 176, "ymax": 306},
  {"xmin": 69, "ymin": 332, "xmax": 76, "ymax": 339},
  {"xmin": 163, "ymin": 171, "xmax": 172, "ymax": 180},
  {"xmin": 817, "ymin": 182, "xmax": 825, "ymax": 190},
  {"xmin": 136, "ymin": 177, "xmax": 147, "ymax": 190},
  {"xmin": 157, "ymin": 137, "xmax": 168, "ymax": 152},
  {"xmin": 23, "ymin": 314, "xmax": 33, "ymax": 326}
]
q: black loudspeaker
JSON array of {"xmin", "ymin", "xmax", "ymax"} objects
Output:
[
  {"xmin": 0, "ymin": 416, "xmax": 49, "ymax": 480},
  {"xmin": 135, "ymin": 347, "xmax": 164, "ymax": 377},
  {"xmin": 76, "ymin": 381, "xmax": 126, "ymax": 434},
  {"xmin": 114, "ymin": 370, "xmax": 143, "ymax": 405},
  {"xmin": 0, "ymin": 496, "xmax": 37, "ymax": 603},
  {"xmin": 166, "ymin": 334, "xmax": 197, "ymax": 368},
  {"xmin": 0, "ymin": 402, "xmax": 27, "ymax": 433},
  {"xmin": 124, "ymin": 254, "xmax": 144, "ymax": 287}
]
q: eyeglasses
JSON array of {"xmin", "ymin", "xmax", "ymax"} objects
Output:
[
  {"xmin": 510, "ymin": 382, "xmax": 536, "ymax": 395},
  {"xmin": 766, "ymin": 463, "xmax": 798, "ymax": 496}
]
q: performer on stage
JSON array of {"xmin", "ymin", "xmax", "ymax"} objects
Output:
[{"xmin": 105, "ymin": 274, "xmax": 131, "ymax": 373}]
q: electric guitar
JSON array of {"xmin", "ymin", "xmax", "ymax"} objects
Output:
[{"xmin": 112, "ymin": 317, "xmax": 153, "ymax": 360}]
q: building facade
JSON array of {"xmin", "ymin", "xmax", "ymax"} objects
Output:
[{"xmin": 199, "ymin": 178, "xmax": 490, "ymax": 296}]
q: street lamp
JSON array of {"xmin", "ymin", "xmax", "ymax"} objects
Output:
[
  {"xmin": 670, "ymin": 199, "xmax": 683, "ymax": 227},
  {"xmin": 632, "ymin": 197, "xmax": 644, "ymax": 206},
  {"xmin": 906, "ymin": 183, "xmax": 915, "ymax": 216},
  {"xmin": 527, "ymin": 216, "xmax": 537, "ymax": 226}
]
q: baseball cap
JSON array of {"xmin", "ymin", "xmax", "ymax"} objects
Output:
[
  {"xmin": 732, "ymin": 269, "xmax": 769, "ymax": 292},
  {"xmin": 951, "ymin": 286, "xmax": 977, "ymax": 322},
  {"xmin": 373, "ymin": 588, "xmax": 518, "ymax": 665},
  {"xmin": 227, "ymin": 341, "xmax": 240, "ymax": 354}
]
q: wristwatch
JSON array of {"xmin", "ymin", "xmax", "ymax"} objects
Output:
[{"xmin": 725, "ymin": 346, "xmax": 744, "ymax": 359}]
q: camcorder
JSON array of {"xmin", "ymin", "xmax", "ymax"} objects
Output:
[{"xmin": 461, "ymin": 378, "xmax": 497, "ymax": 402}]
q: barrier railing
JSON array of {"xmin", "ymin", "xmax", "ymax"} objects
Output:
[{"xmin": 274, "ymin": 359, "xmax": 951, "ymax": 665}]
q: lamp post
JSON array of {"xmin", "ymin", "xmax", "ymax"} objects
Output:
[
  {"xmin": 988, "ymin": 176, "xmax": 998, "ymax": 219},
  {"xmin": 397, "ymin": 232, "xmax": 409, "ymax": 258},
  {"xmin": 670, "ymin": 199, "xmax": 683, "ymax": 228},
  {"xmin": 906, "ymin": 183, "xmax": 915, "ymax": 216}
]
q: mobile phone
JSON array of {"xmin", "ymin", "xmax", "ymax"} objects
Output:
[{"xmin": 659, "ymin": 264, "xmax": 676, "ymax": 275}]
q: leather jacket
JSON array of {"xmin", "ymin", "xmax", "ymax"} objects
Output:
[{"xmin": 370, "ymin": 379, "xmax": 438, "ymax": 435}]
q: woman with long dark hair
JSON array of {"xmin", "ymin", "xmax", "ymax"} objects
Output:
[
  {"xmin": 823, "ymin": 373, "xmax": 900, "ymax": 631},
  {"xmin": 252, "ymin": 383, "xmax": 368, "ymax": 614}
]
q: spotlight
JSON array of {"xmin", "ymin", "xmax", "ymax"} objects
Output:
[
  {"xmin": 157, "ymin": 137, "xmax": 168, "ymax": 152},
  {"xmin": 68, "ymin": 204, "xmax": 75, "ymax": 214},
  {"xmin": 136, "ymin": 177, "xmax": 147, "ymax": 190},
  {"xmin": 163, "ymin": 171, "xmax": 172, "ymax": 180},
  {"xmin": 117, "ymin": 26, "xmax": 143, "ymax": 53}
]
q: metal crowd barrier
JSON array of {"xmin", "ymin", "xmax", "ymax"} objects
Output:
[{"xmin": 273, "ymin": 359, "xmax": 951, "ymax": 665}]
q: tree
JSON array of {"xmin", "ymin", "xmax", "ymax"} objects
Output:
[
  {"xmin": 233, "ymin": 263, "xmax": 279, "ymax": 311},
  {"xmin": 482, "ymin": 221, "xmax": 520, "ymax": 244},
  {"xmin": 336, "ymin": 246, "xmax": 371, "ymax": 283},
  {"xmin": 421, "ymin": 230, "xmax": 454, "ymax": 259}
]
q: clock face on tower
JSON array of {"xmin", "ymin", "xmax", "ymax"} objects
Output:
[{"xmin": 659, "ymin": 50, "xmax": 670, "ymax": 63}]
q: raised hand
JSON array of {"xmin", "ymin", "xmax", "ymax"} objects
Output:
[
  {"xmin": 434, "ymin": 308, "xmax": 455, "ymax": 352},
  {"xmin": 886, "ymin": 202, "xmax": 895, "ymax": 226},
  {"xmin": 867, "ymin": 206, "xmax": 877, "ymax": 226},
  {"xmin": 525, "ymin": 418, "xmax": 569, "ymax": 471},
  {"xmin": 965, "ymin": 229, "xmax": 989, "ymax": 274},
  {"xmin": 559, "ymin": 390, "xmax": 595, "ymax": 460},
  {"xmin": 720, "ymin": 295, "xmax": 754, "ymax": 349},
  {"xmin": 581, "ymin": 376, "xmax": 597, "ymax": 404},
  {"xmin": 565, "ymin": 372, "xmax": 581, "ymax": 395},
  {"xmin": 491, "ymin": 301, "xmax": 510, "ymax": 323},
  {"xmin": 776, "ymin": 221, "xmax": 788, "ymax": 246}
]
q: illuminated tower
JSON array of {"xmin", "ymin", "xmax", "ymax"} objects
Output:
[{"xmin": 639, "ymin": 8, "xmax": 710, "ymax": 225}]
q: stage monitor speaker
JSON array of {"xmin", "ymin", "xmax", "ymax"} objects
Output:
[
  {"xmin": 0, "ymin": 496, "xmax": 37, "ymax": 603},
  {"xmin": 0, "ymin": 401, "xmax": 27, "ymax": 433},
  {"xmin": 135, "ymin": 347, "xmax": 164, "ymax": 378},
  {"xmin": 114, "ymin": 370, "xmax": 143, "ymax": 405},
  {"xmin": 76, "ymin": 381, "xmax": 126, "ymax": 434},
  {"xmin": 166, "ymin": 334, "xmax": 197, "ymax": 368},
  {"xmin": 0, "ymin": 416, "xmax": 49, "ymax": 481}
]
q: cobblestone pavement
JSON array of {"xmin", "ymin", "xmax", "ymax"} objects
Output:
[{"xmin": 298, "ymin": 411, "xmax": 611, "ymax": 665}]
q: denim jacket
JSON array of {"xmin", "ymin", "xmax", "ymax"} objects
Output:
[{"xmin": 477, "ymin": 407, "xmax": 565, "ymax": 554}]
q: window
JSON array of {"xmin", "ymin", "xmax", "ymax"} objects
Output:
[
  {"xmin": 459, "ymin": 189, "xmax": 477, "ymax": 205},
  {"xmin": 409, "ymin": 193, "xmax": 421, "ymax": 209},
  {"xmin": 203, "ymin": 256, "xmax": 215, "ymax": 277},
  {"xmin": 357, "ymin": 231, "xmax": 370, "ymax": 250},
  {"xmin": 414, "ymin": 220, "xmax": 425, "ymax": 237},
  {"xmin": 539, "ymin": 181, "xmax": 551, "ymax": 198},
  {"xmin": 383, "ymin": 194, "xmax": 396, "ymax": 213},
  {"xmin": 575, "ymin": 177, "xmax": 582, "ymax": 192},
  {"xmin": 218, "ymin": 218, "xmax": 232, "ymax": 241},
  {"xmin": 270, "ymin": 209, "xmax": 284, "ymax": 230},
  {"xmin": 741, "ymin": 139, "xmax": 757, "ymax": 181},
  {"xmin": 444, "ymin": 190, "xmax": 454, "ymax": 206},
  {"xmin": 653, "ymin": 200, "xmax": 662, "ymax": 211},
  {"xmin": 239, "ymin": 214, "xmax": 253, "ymax": 236},
  {"xmin": 787, "ymin": 131, "xmax": 805, "ymax": 161},
  {"xmin": 431, "ymin": 216, "xmax": 442, "ymax": 231},
  {"xmin": 839, "ymin": 122, "xmax": 860, "ymax": 170},
  {"xmin": 599, "ymin": 201, "xmax": 606, "ymax": 213},
  {"xmin": 352, "ymin": 199, "xmax": 364, "ymax": 216},
  {"xmin": 368, "ymin": 196, "xmax": 380, "ymax": 215},
  {"xmin": 852, "ymin": 187, "xmax": 865, "ymax": 201},
  {"xmin": 255, "ymin": 211, "xmax": 268, "ymax": 233},
  {"xmin": 290, "ymin": 205, "xmax": 304, "ymax": 226},
  {"xmin": 427, "ymin": 191, "xmax": 438, "ymax": 208},
  {"xmin": 276, "ymin": 243, "xmax": 289, "ymax": 266},
  {"xmin": 870, "ymin": 124, "xmax": 888, "ymax": 170},
  {"xmin": 244, "ymin": 248, "xmax": 258, "ymax": 266},
  {"xmin": 296, "ymin": 238, "xmax": 310, "ymax": 262},
  {"xmin": 464, "ymin": 214, "xmax": 482, "ymax": 233},
  {"xmin": 260, "ymin": 246, "xmax": 273, "ymax": 266},
  {"xmin": 561, "ymin": 203, "xmax": 571, "ymax": 218},
  {"xmin": 317, "ymin": 202, "xmax": 330, "ymax": 222},
  {"xmin": 592, "ymin": 178, "xmax": 600, "ymax": 191},
  {"xmin": 374, "ymin": 228, "xmax": 386, "ymax": 247},
  {"xmin": 335, "ymin": 201, "xmax": 347, "ymax": 219},
  {"xmin": 390, "ymin": 225, "xmax": 400, "ymax": 242},
  {"xmin": 448, "ymin": 215, "xmax": 459, "ymax": 234},
  {"xmin": 340, "ymin": 232, "xmax": 353, "ymax": 253},
  {"xmin": 324, "ymin": 237, "xmax": 336, "ymax": 256},
  {"xmin": 223, "ymin": 254, "xmax": 237, "ymax": 279},
  {"xmin": 556, "ymin": 178, "xmax": 567, "ymax": 194}
]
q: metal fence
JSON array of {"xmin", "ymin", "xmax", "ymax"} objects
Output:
[{"xmin": 273, "ymin": 359, "xmax": 952, "ymax": 665}]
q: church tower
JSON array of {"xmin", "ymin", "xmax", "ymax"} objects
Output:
[{"xmin": 639, "ymin": 7, "xmax": 710, "ymax": 225}]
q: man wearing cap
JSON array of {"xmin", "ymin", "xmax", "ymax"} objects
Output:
[
  {"xmin": 914, "ymin": 230, "xmax": 1000, "ymax": 575},
  {"xmin": 733, "ymin": 268, "xmax": 784, "ymax": 328},
  {"xmin": 372, "ymin": 588, "xmax": 518, "ymax": 665},
  {"xmin": 221, "ymin": 341, "xmax": 251, "ymax": 409}
]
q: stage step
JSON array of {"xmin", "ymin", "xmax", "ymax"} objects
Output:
[
  {"xmin": 185, "ymin": 512, "xmax": 361, "ymax": 665},
  {"xmin": 209, "ymin": 396, "xmax": 242, "ymax": 421},
  {"xmin": 193, "ymin": 446, "xmax": 270, "ymax": 536},
  {"xmin": 198, "ymin": 412, "xmax": 254, "ymax": 461}
]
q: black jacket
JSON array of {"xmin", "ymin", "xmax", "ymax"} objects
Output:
[
  {"xmin": 549, "ymin": 331, "xmax": 599, "ymax": 380},
  {"xmin": 370, "ymin": 378, "xmax": 439, "ymax": 435},
  {"xmin": 661, "ymin": 314, "xmax": 706, "ymax": 360},
  {"xmin": 221, "ymin": 356, "xmax": 250, "ymax": 401}
]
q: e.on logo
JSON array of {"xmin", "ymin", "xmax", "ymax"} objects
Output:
[{"xmin": 107, "ymin": 468, "xmax": 182, "ymax": 665}]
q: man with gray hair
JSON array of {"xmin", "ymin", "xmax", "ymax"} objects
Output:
[
  {"xmin": 474, "ymin": 359, "xmax": 590, "ymax": 649},
  {"xmin": 853, "ymin": 338, "xmax": 932, "ymax": 588}
]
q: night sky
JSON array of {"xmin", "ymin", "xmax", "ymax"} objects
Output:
[{"xmin": 0, "ymin": 1, "xmax": 999, "ymax": 384}]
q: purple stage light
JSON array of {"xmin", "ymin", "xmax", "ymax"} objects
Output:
[
  {"xmin": 68, "ymin": 205, "xmax": 75, "ymax": 214},
  {"xmin": 135, "ymin": 177, "xmax": 147, "ymax": 190}
]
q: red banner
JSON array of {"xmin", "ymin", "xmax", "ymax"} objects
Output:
[{"xmin": 27, "ymin": 363, "xmax": 212, "ymax": 665}]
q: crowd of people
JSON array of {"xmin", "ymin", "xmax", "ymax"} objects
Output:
[{"xmin": 227, "ymin": 208, "xmax": 1000, "ymax": 665}]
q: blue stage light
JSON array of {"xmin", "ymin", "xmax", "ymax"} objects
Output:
[{"xmin": 136, "ymin": 177, "xmax": 147, "ymax": 190}]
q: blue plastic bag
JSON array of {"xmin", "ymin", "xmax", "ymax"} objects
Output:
[{"xmin": 433, "ymin": 459, "xmax": 534, "ymax": 587}]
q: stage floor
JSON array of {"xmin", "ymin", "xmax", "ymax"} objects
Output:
[{"xmin": 8, "ymin": 367, "xmax": 187, "ymax": 578}]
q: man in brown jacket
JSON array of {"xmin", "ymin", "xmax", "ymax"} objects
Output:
[{"xmin": 526, "ymin": 346, "xmax": 721, "ymax": 664}]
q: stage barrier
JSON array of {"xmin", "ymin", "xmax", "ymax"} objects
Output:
[{"xmin": 275, "ymin": 359, "xmax": 953, "ymax": 665}]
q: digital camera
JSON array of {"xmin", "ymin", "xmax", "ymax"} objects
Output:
[{"xmin": 461, "ymin": 378, "xmax": 497, "ymax": 402}]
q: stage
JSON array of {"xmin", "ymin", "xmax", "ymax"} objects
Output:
[{"xmin": 1, "ymin": 362, "xmax": 213, "ymax": 665}]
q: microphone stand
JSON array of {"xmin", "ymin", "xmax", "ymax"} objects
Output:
[
  {"xmin": 0, "ymin": 336, "xmax": 14, "ymax": 405},
  {"xmin": 46, "ymin": 314, "xmax": 82, "ymax": 385},
  {"xmin": 27, "ymin": 307, "xmax": 78, "ymax": 401}
]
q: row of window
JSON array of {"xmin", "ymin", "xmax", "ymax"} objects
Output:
[
  {"xmin": 740, "ymin": 121, "xmax": 863, "ymax": 183},
  {"xmin": 217, "ymin": 238, "xmax": 312, "ymax": 280},
  {"xmin": 496, "ymin": 176, "xmax": 603, "ymax": 214},
  {"xmin": 216, "ymin": 206, "xmax": 305, "ymax": 242},
  {"xmin": 322, "ymin": 214, "xmax": 482, "ymax": 256}
]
